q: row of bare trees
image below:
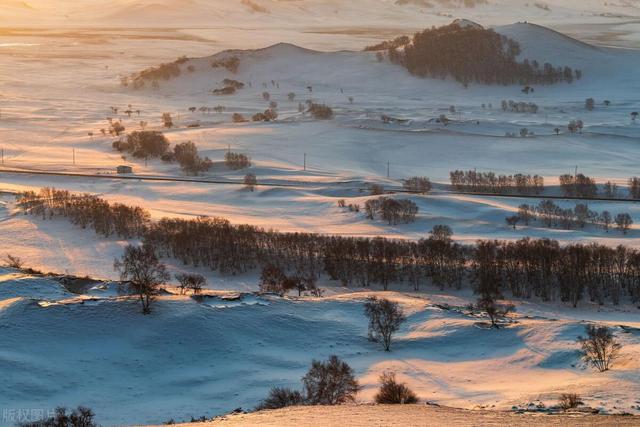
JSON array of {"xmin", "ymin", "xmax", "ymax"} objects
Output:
[
  {"xmin": 17, "ymin": 189, "xmax": 640, "ymax": 308},
  {"xmin": 450, "ymin": 170, "xmax": 544, "ymax": 195},
  {"xmin": 511, "ymin": 201, "xmax": 633, "ymax": 233},
  {"xmin": 16, "ymin": 188, "xmax": 149, "ymax": 238}
]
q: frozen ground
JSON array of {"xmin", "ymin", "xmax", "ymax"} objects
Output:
[
  {"xmin": 1, "ymin": 6, "xmax": 640, "ymax": 426},
  {"xmin": 1, "ymin": 269, "xmax": 639, "ymax": 425}
]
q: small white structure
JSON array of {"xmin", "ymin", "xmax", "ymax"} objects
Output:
[{"xmin": 116, "ymin": 165, "xmax": 133, "ymax": 174}]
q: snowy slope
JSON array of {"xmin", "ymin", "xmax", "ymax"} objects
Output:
[{"xmin": 1, "ymin": 272, "xmax": 639, "ymax": 425}]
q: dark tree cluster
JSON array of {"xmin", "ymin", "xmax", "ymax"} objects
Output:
[
  {"xmin": 559, "ymin": 173, "xmax": 598, "ymax": 198},
  {"xmin": 472, "ymin": 238, "xmax": 640, "ymax": 307},
  {"xmin": 210, "ymin": 56, "xmax": 240, "ymax": 73},
  {"xmin": 450, "ymin": 170, "xmax": 544, "ymax": 195},
  {"xmin": 306, "ymin": 103, "xmax": 334, "ymax": 120},
  {"xmin": 142, "ymin": 218, "xmax": 466, "ymax": 292},
  {"xmin": 386, "ymin": 23, "xmax": 580, "ymax": 86},
  {"xmin": 364, "ymin": 35, "xmax": 411, "ymax": 52},
  {"xmin": 224, "ymin": 151, "xmax": 251, "ymax": 169},
  {"xmin": 259, "ymin": 264, "xmax": 317, "ymax": 296},
  {"xmin": 163, "ymin": 141, "xmax": 212, "ymax": 175},
  {"xmin": 212, "ymin": 86, "xmax": 237, "ymax": 95},
  {"xmin": 513, "ymin": 201, "xmax": 632, "ymax": 233},
  {"xmin": 501, "ymin": 100, "xmax": 539, "ymax": 113},
  {"xmin": 113, "ymin": 131, "xmax": 170, "ymax": 159},
  {"xmin": 17, "ymin": 188, "xmax": 149, "ymax": 238},
  {"xmin": 252, "ymin": 108, "xmax": 278, "ymax": 122},
  {"xmin": 130, "ymin": 56, "xmax": 189, "ymax": 89},
  {"xmin": 364, "ymin": 197, "xmax": 419, "ymax": 225},
  {"xmin": 402, "ymin": 176, "xmax": 432, "ymax": 193}
]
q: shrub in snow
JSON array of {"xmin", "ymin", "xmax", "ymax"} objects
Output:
[
  {"xmin": 558, "ymin": 393, "xmax": 582, "ymax": 411},
  {"xmin": 364, "ymin": 297, "xmax": 406, "ymax": 351},
  {"xmin": 307, "ymin": 103, "xmax": 334, "ymax": 120},
  {"xmin": 19, "ymin": 406, "xmax": 96, "ymax": 427},
  {"xmin": 374, "ymin": 372, "xmax": 418, "ymax": 404},
  {"xmin": 256, "ymin": 387, "xmax": 304, "ymax": 410},
  {"xmin": 578, "ymin": 325, "xmax": 621, "ymax": 372},
  {"xmin": 302, "ymin": 355, "xmax": 360, "ymax": 405},
  {"xmin": 4, "ymin": 254, "xmax": 23, "ymax": 269}
]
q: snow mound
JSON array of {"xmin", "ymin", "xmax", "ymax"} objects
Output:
[{"xmin": 494, "ymin": 22, "xmax": 602, "ymax": 67}]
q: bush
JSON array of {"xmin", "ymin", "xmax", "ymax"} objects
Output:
[
  {"xmin": 302, "ymin": 355, "xmax": 360, "ymax": 405},
  {"xmin": 256, "ymin": 387, "xmax": 304, "ymax": 410},
  {"xmin": 307, "ymin": 103, "xmax": 334, "ymax": 120},
  {"xmin": 578, "ymin": 325, "xmax": 621, "ymax": 372},
  {"xmin": 252, "ymin": 108, "xmax": 278, "ymax": 122},
  {"xmin": 225, "ymin": 152, "xmax": 251, "ymax": 169},
  {"xmin": 19, "ymin": 406, "xmax": 97, "ymax": 427},
  {"xmin": 558, "ymin": 393, "xmax": 582, "ymax": 411},
  {"xmin": 374, "ymin": 372, "xmax": 418, "ymax": 404},
  {"xmin": 232, "ymin": 113, "xmax": 247, "ymax": 123}
]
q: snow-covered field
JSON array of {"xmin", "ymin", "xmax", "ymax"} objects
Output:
[
  {"xmin": 2, "ymin": 3, "xmax": 640, "ymax": 425},
  {"xmin": 1, "ymin": 268, "xmax": 639, "ymax": 425}
]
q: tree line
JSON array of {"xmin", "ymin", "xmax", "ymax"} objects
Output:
[
  {"xmin": 16, "ymin": 188, "xmax": 149, "ymax": 239},
  {"xmin": 16, "ymin": 188, "xmax": 640, "ymax": 308},
  {"xmin": 511, "ymin": 201, "xmax": 633, "ymax": 233},
  {"xmin": 450, "ymin": 170, "xmax": 544, "ymax": 195}
]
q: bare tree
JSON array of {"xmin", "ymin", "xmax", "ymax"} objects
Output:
[
  {"xmin": 175, "ymin": 273, "xmax": 207, "ymax": 295},
  {"xmin": 615, "ymin": 213, "xmax": 633, "ymax": 234},
  {"xmin": 558, "ymin": 393, "xmax": 582, "ymax": 411},
  {"xmin": 4, "ymin": 254, "xmax": 23, "ymax": 269},
  {"xmin": 114, "ymin": 244, "xmax": 170, "ymax": 314},
  {"xmin": 578, "ymin": 325, "xmax": 621, "ymax": 372},
  {"xmin": 364, "ymin": 297, "xmax": 406, "ymax": 351},
  {"xmin": 302, "ymin": 355, "xmax": 360, "ymax": 405}
]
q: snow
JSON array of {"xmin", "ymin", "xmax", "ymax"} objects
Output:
[
  {"xmin": 1, "ymin": 272, "xmax": 639, "ymax": 425},
  {"xmin": 1, "ymin": 6, "xmax": 640, "ymax": 426}
]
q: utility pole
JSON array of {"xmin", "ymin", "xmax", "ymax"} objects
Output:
[
  {"xmin": 304, "ymin": 153, "xmax": 306, "ymax": 171},
  {"xmin": 73, "ymin": 148, "xmax": 76, "ymax": 166},
  {"xmin": 387, "ymin": 161, "xmax": 390, "ymax": 178},
  {"xmin": 1, "ymin": 148, "xmax": 3, "ymax": 165}
]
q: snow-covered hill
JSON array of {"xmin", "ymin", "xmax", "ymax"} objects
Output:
[{"xmin": 1, "ymin": 269, "xmax": 639, "ymax": 425}]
